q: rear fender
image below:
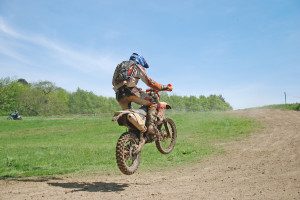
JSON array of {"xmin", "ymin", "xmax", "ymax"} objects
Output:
[
  {"xmin": 127, "ymin": 113, "xmax": 146, "ymax": 132},
  {"xmin": 112, "ymin": 110, "xmax": 132, "ymax": 126},
  {"xmin": 112, "ymin": 110, "xmax": 131, "ymax": 121},
  {"xmin": 112, "ymin": 110, "xmax": 146, "ymax": 131}
]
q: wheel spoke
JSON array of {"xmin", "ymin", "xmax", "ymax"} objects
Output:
[
  {"xmin": 123, "ymin": 139, "xmax": 138, "ymax": 166},
  {"xmin": 163, "ymin": 122, "xmax": 171, "ymax": 138}
]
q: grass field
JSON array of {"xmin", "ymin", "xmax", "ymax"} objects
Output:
[{"xmin": 0, "ymin": 112, "xmax": 258, "ymax": 178}]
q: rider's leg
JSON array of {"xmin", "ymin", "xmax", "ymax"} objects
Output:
[
  {"xmin": 125, "ymin": 95, "xmax": 153, "ymax": 133},
  {"xmin": 126, "ymin": 96, "xmax": 159, "ymax": 139},
  {"xmin": 118, "ymin": 95, "xmax": 158, "ymax": 132},
  {"xmin": 131, "ymin": 91, "xmax": 159, "ymax": 137}
]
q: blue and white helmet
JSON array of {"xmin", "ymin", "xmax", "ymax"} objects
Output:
[{"xmin": 129, "ymin": 53, "xmax": 149, "ymax": 68}]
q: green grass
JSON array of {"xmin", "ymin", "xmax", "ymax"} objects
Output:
[
  {"xmin": 263, "ymin": 103, "xmax": 300, "ymax": 111},
  {"xmin": 0, "ymin": 112, "xmax": 258, "ymax": 178}
]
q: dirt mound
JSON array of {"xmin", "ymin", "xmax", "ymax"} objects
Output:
[{"xmin": 1, "ymin": 109, "xmax": 299, "ymax": 199}]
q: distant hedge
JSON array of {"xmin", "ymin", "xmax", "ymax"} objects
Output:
[
  {"xmin": 263, "ymin": 103, "xmax": 300, "ymax": 111},
  {"xmin": 0, "ymin": 77, "xmax": 232, "ymax": 116}
]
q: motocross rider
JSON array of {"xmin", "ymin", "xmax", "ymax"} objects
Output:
[{"xmin": 112, "ymin": 53, "xmax": 172, "ymax": 149}]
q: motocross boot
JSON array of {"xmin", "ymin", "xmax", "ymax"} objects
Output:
[{"xmin": 146, "ymin": 105, "xmax": 161, "ymax": 140}]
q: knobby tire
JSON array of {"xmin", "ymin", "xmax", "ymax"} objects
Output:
[{"xmin": 116, "ymin": 132, "xmax": 141, "ymax": 175}]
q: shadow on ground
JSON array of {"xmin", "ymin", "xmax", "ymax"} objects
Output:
[{"xmin": 48, "ymin": 181, "xmax": 129, "ymax": 192}]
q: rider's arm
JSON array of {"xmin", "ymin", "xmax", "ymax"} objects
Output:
[{"xmin": 136, "ymin": 65, "xmax": 163, "ymax": 90}]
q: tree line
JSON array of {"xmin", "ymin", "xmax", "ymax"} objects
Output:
[
  {"xmin": 0, "ymin": 77, "xmax": 232, "ymax": 116},
  {"xmin": 160, "ymin": 93, "xmax": 232, "ymax": 112}
]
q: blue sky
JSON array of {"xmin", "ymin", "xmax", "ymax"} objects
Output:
[{"xmin": 0, "ymin": 0, "xmax": 299, "ymax": 109}]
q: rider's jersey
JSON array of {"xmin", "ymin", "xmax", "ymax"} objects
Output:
[{"xmin": 112, "ymin": 61, "xmax": 162, "ymax": 92}]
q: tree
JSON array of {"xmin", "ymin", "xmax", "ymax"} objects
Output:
[{"xmin": 0, "ymin": 78, "xmax": 29, "ymax": 115}]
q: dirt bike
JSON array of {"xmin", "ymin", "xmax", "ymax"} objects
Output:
[{"xmin": 112, "ymin": 88, "xmax": 177, "ymax": 175}]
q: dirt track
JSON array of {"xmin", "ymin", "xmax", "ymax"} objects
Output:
[{"xmin": 1, "ymin": 109, "xmax": 299, "ymax": 200}]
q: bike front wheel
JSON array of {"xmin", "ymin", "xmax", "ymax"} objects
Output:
[{"xmin": 155, "ymin": 118, "xmax": 177, "ymax": 154}]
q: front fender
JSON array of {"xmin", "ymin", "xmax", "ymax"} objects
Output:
[{"xmin": 158, "ymin": 102, "xmax": 171, "ymax": 110}]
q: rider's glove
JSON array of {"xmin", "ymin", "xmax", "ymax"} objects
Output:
[{"xmin": 161, "ymin": 84, "xmax": 173, "ymax": 91}]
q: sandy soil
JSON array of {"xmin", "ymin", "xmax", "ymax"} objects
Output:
[{"xmin": 1, "ymin": 109, "xmax": 299, "ymax": 200}]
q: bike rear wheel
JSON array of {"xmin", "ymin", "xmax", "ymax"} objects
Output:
[
  {"xmin": 155, "ymin": 118, "xmax": 177, "ymax": 154},
  {"xmin": 116, "ymin": 132, "xmax": 141, "ymax": 175}
]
